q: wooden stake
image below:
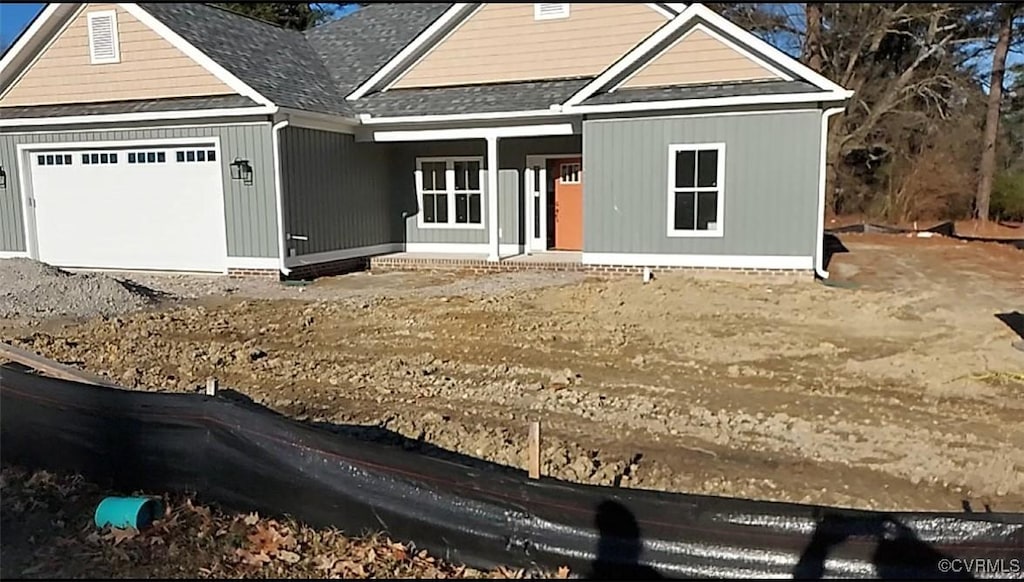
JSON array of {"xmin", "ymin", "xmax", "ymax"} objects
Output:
[
  {"xmin": 205, "ymin": 377, "xmax": 218, "ymax": 396},
  {"xmin": 0, "ymin": 341, "xmax": 118, "ymax": 387},
  {"xmin": 528, "ymin": 420, "xmax": 541, "ymax": 479}
]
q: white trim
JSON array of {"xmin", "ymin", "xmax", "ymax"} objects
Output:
[
  {"xmin": 584, "ymin": 107, "xmax": 817, "ymax": 123},
  {"xmin": 0, "ymin": 251, "xmax": 30, "ymax": 259},
  {"xmin": 382, "ymin": 4, "xmax": 484, "ymax": 93},
  {"xmin": 647, "ymin": 3, "xmax": 678, "ymax": 19},
  {"xmin": 415, "ymin": 156, "xmax": 486, "ymax": 230},
  {"xmin": 1, "ymin": 4, "xmax": 83, "ymax": 101},
  {"xmin": 582, "ymin": 252, "xmax": 813, "ymax": 270},
  {"xmin": 564, "ymin": 91, "xmax": 851, "ymax": 115},
  {"xmin": 284, "ymin": 243, "xmax": 403, "ymax": 269},
  {"xmin": 372, "ymin": 123, "xmax": 574, "ymax": 142},
  {"xmin": 609, "ymin": 23, "xmax": 791, "ymax": 92},
  {"xmin": 0, "ymin": 106, "xmax": 278, "ymax": 128},
  {"xmin": 564, "ymin": 3, "xmax": 849, "ymax": 106},
  {"xmin": 226, "ymin": 257, "xmax": 280, "ymax": 270},
  {"xmin": 1, "ymin": 121, "xmax": 272, "ymax": 136},
  {"xmin": 15, "ymin": 136, "xmax": 229, "ymax": 273},
  {"xmin": 86, "ymin": 10, "xmax": 121, "ymax": 64},
  {"xmin": 667, "ymin": 142, "xmax": 725, "ymax": 238},
  {"xmin": 279, "ymin": 108, "xmax": 359, "ymax": 134},
  {"xmin": 0, "ymin": 4, "xmax": 63, "ymax": 76},
  {"xmin": 815, "ymin": 107, "xmax": 845, "ymax": 280},
  {"xmin": 272, "ymin": 119, "xmax": 290, "ymax": 276},
  {"xmin": 404, "ymin": 242, "xmax": 524, "ymax": 255},
  {"xmin": 359, "ymin": 109, "xmax": 566, "ymax": 125},
  {"xmin": 682, "ymin": 4, "xmax": 847, "ymax": 94},
  {"xmin": 118, "ymin": 3, "xmax": 275, "ymax": 108},
  {"xmin": 347, "ymin": 3, "xmax": 471, "ymax": 100},
  {"xmin": 664, "ymin": 3, "xmax": 688, "ymax": 13},
  {"xmin": 486, "ymin": 135, "xmax": 500, "ymax": 261},
  {"xmin": 563, "ymin": 11, "xmax": 691, "ymax": 107}
]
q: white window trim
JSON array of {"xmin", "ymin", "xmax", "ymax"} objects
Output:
[
  {"xmin": 534, "ymin": 3, "xmax": 570, "ymax": 21},
  {"xmin": 87, "ymin": 10, "xmax": 120, "ymax": 65},
  {"xmin": 415, "ymin": 156, "xmax": 486, "ymax": 230},
  {"xmin": 667, "ymin": 143, "xmax": 725, "ymax": 238}
]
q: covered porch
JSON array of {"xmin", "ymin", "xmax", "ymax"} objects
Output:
[{"xmin": 358, "ymin": 119, "xmax": 585, "ymax": 262}]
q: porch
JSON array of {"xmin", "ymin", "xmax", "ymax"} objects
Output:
[{"xmin": 370, "ymin": 250, "xmax": 587, "ymax": 273}]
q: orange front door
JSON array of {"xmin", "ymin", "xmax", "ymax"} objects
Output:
[{"xmin": 551, "ymin": 157, "xmax": 583, "ymax": 251}]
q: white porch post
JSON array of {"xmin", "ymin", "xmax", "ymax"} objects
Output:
[{"xmin": 486, "ymin": 135, "xmax": 500, "ymax": 262}]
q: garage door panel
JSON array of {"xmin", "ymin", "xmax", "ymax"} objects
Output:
[{"xmin": 29, "ymin": 144, "xmax": 227, "ymax": 272}]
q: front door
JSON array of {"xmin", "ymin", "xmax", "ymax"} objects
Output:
[{"xmin": 550, "ymin": 157, "xmax": 583, "ymax": 251}]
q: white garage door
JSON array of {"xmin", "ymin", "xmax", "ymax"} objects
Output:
[{"xmin": 28, "ymin": 144, "xmax": 227, "ymax": 272}]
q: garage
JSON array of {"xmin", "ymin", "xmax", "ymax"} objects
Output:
[{"xmin": 24, "ymin": 141, "xmax": 228, "ymax": 273}]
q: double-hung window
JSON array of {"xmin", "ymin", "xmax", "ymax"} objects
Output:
[
  {"xmin": 416, "ymin": 157, "xmax": 484, "ymax": 228},
  {"xmin": 667, "ymin": 143, "xmax": 725, "ymax": 237}
]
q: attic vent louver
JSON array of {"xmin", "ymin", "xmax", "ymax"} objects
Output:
[
  {"xmin": 87, "ymin": 10, "xmax": 120, "ymax": 64},
  {"xmin": 534, "ymin": 3, "xmax": 570, "ymax": 21}
]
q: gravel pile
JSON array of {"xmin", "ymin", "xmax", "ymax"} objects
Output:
[{"xmin": 0, "ymin": 258, "xmax": 167, "ymax": 320}]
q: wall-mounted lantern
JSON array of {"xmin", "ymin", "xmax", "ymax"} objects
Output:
[
  {"xmin": 230, "ymin": 158, "xmax": 253, "ymax": 186},
  {"xmin": 0, "ymin": 165, "xmax": 6, "ymax": 189}
]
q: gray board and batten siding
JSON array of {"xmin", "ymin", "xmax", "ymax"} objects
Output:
[
  {"xmin": 582, "ymin": 110, "xmax": 822, "ymax": 258},
  {"xmin": 0, "ymin": 123, "xmax": 278, "ymax": 258}
]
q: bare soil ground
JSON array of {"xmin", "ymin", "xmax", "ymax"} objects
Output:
[{"xmin": 2, "ymin": 235, "xmax": 1022, "ymax": 514}]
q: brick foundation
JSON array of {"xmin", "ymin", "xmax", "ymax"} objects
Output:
[
  {"xmin": 227, "ymin": 268, "xmax": 280, "ymax": 279},
  {"xmin": 369, "ymin": 256, "xmax": 814, "ymax": 282}
]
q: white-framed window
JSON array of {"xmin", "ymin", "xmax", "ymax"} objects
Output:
[
  {"xmin": 415, "ymin": 157, "xmax": 484, "ymax": 229},
  {"xmin": 667, "ymin": 143, "xmax": 725, "ymax": 237},
  {"xmin": 559, "ymin": 162, "xmax": 581, "ymax": 184},
  {"xmin": 87, "ymin": 10, "xmax": 120, "ymax": 64},
  {"xmin": 534, "ymin": 3, "xmax": 570, "ymax": 20}
]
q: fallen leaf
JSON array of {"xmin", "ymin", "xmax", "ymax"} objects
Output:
[
  {"xmin": 243, "ymin": 512, "xmax": 260, "ymax": 526},
  {"xmin": 277, "ymin": 549, "xmax": 301, "ymax": 564},
  {"xmin": 106, "ymin": 527, "xmax": 138, "ymax": 546},
  {"xmin": 391, "ymin": 544, "xmax": 408, "ymax": 561},
  {"xmin": 555, "ymin": 565, "xmax": 571, "ymax": 578},
  {"xmin": 312, "ymin": 554, "xmax": 337, "ymax": 572}
]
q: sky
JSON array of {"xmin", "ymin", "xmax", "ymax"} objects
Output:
[{"xmin": 0, "ymin": 2, "xmax": 1019, "ymax": 84}]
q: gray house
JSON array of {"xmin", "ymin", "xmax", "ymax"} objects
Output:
[{"xmin": 0, "ymin": 2, "xmax": 851, "ymax": 278}]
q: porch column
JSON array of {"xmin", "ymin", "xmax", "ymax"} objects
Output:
[{"xmin": 486, "ymin": 135, "xmax": 500, "ymax": 262}]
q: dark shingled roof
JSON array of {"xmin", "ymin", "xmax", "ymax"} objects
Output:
[
  {"xmin": 139, "ymin": 3, "xmax": 354, "ymax": 116},
  {"xmin": 582, "ymin": 80, "xmax": 823, "ymax": 105},
  {"xmin": 305, "ymin": 3, "xmax": 453, "ymax": 95},
  {"xmin": 0, "ymin": 95, "xmax": 261, "ymax": 118},
  {"xmin": 353, "ymin": 78, "xmax": 593, "ymax": 117}
]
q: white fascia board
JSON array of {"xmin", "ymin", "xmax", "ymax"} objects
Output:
[
  {"xmin": 359, "ymin": 108, "xmax": 567, "ymax": 125},
  {"xmin": 664, "ymin": 3, "xmax": 688, "ymax": 13},
  {"xmin": 563, "ymin": 7, "xmax": 695, "ymax": 107},
  {"xmin": 564, "ymin": 90, "xmax": 852, "ymax": 115},
  {"xmin": 0, "ymin": 3, "xmax": 64, "ymax": 77},
  {"xmin": 277, "ymin": 107, "xmax": 360, "ymax": 134},
  {"xmin": 372, "ymin": 123, "xmax": 574, "ymax": 142},
  {"xmin": 0, "ymin": 105, "xmax": 278, "ymax": 128},
  {"xmin": 118, "ymin": 3, "xmax": 276, "ymax": 108},
  {"xmin": 346, "ymin": 3, "xmax": 472, "ymax": 101}
]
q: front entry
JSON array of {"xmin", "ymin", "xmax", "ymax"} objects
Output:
[{"xmin": 549, "ymin": 157, "xmax": 583, "ymax": 251}]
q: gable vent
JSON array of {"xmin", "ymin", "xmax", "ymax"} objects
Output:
[
  {"xmin": 87, "ymin": 10, "xmax": 120, "ymax": 64},
  {"xmin": 534, "ymin": 3, "xmax": 570, "ymax": 21}
]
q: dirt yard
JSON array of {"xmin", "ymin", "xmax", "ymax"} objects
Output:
[{"xmin": 2, "ymin": 234, "xmax": 1022, "ymax": 513}]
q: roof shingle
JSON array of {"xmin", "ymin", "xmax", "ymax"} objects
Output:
[{"xmin": 353, "ymin": 78, "xmax": 592, "ymax": 118}]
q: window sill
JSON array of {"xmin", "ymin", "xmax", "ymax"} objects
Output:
[
  {"xmin": 666, "ymin": 229, "xmax": 725, "ymax": 238},
  {"xmin": 416, "ymin": 222, "xmax": 486, "ymax": 230}
]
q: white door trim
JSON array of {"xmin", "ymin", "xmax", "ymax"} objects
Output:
[
  {"xmin": 524, "ymin": 153, "xmax": 581, "ymax": 254},
  {"xmin": 16, "ymin": 137, "xmax": 230, "ymax": 273}
]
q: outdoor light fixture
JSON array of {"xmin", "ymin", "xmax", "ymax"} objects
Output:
[
  {"xmin": 230, "ymin": 158, "xmax": 253, "ymax": 186},
  {"xmin": 0, "ymin": 165, "xmax": 6, "ymax": 189}
]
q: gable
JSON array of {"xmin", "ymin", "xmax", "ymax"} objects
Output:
[
  {"xmin": 618, "ymin": 25, "xmax": 782, "ymax": 89},
  {"xmin": 0, "ymin": 3, "xmax": 236, "ymax": 108},
  {"xmin": 389, "ymin": 3, "xmax": 668, "ymax": 89}
]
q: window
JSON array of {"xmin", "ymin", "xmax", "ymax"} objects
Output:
[
  {"xmin": 667, "ymin": 143, "xmax": 724, "ymax": 237},
  {"xmin": 37, "ymin": 153, "xmax": 72, "ymax": 166},
  {"xmin": 416, "ymin": 157, "xmax": 484, "ymax": 228},
  {"xmin": 87, "ymin": 10, "xmax": 120, "ymax": 64},
  {"xmin": 534, "ymin": 3, "xmax": 570, "ymax": 20},
  {"xmin": 176, "ymin": 149, "xmax": 216, "ymax": 163},
  {"xmin": 128, "ymin": 151, "xmax": 167, "ymax": 164},
  {"xmin": 559, "ymin": 162, "xmax": 581, "ymax": 184}
]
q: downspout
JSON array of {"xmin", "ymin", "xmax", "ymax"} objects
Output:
[
  {"xmin": 272, "ymin": 118, "xmax": 291, "ymax": 277},
  {"xmin": 815, "ymin": 107, "xmax": 845, "ymax": 280}
]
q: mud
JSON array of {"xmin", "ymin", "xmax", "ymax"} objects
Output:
[{"xmin": 2, "ymin": 235, "xmax": 1022, "ymax": 512}]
